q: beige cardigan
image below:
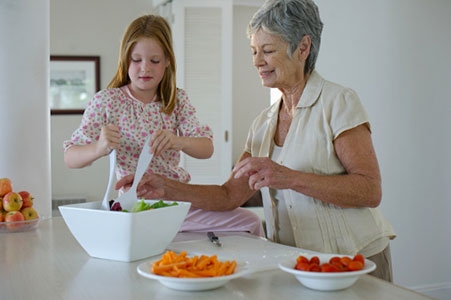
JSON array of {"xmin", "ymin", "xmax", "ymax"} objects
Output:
[{"xmin": 244, "ymin": 71, "xmax": 395, "ymax": 255}]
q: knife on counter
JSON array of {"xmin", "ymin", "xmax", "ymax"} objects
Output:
[{"xmin": 207, "ymin": 231, "xmax": 222, "ymax": 247}]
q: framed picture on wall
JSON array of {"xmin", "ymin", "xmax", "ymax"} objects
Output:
[{"xmin": 49, "ymin": 55, "xmax": 100, "ymax": 115}]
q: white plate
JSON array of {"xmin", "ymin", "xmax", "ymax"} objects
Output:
[
  {"xmin": 137, "ymin": 259, "xmax": 251, "ymax": 291},
  {"xmin": 278, "ymin": 253, "xmax": 376, "ymax": 291},
  {"xmin": 168, "ymin": 235, "xmax": 314, "ymax": 272}
]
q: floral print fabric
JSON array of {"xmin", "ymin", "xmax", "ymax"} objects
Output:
[{"xmin": 63, "ymin": 87, "xmax": 213, "ymax": 183}]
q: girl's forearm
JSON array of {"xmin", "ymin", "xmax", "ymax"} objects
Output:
[
  {"xmin": 64, "ymin": 144, "xmax": 105, "ymax": 168},
  {"xmin": 179, "ymin": 137, "xmax": 213, "ymax": 159}
]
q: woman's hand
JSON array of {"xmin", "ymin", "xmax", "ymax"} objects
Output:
[
  {"xmin": 115, "ymin": 173, "xmax": 166, "ymax": 199},
  {"xmin": 233, "ymin": 157, "xmax": 292, "ymax": 190},
  {"xmin": 232, "ymin": 125, "xmax": 382, "ymax": 208},
  {"xmin": 149, "ymin": 129, "xmax": 181, "ymax": 157},
  {"xmin": 98, "ymin": 124, "xmax": 121, "ymax": 156}
]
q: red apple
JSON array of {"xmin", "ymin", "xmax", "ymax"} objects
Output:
[
  {"xmin": 21, "ymin": 207, "xmax": 39, "ymax": 220},
  {"xmin": 0, "ymin": 178, "xmax": 13, "ymax": 197},
  {"xmin": 2, "ymin": 192, "xmax": 23, "ymax": 212},
  {"xmin": 0, "ymin": 210, "xmax": 6, "ymax": 222},
  {"xmin": 18, "ymin": 191, "xmax": 34, "ymax": 208},
  {"xmin": 5, "ymin": 211, "xmax": 24, "ymax": 229}
]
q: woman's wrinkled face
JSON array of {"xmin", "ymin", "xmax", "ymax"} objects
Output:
[
  {"xmin": 128, "ymin": 37, "xmax": 169, "ymax": 93},
  {"xmin": 250, "ymin": 29, "xmax": 303, "ymax": 90}
]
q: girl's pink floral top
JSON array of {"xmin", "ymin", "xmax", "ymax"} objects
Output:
[{"xmin": 63, "ymin": 87, "xmax": 213, "ymax": 183}]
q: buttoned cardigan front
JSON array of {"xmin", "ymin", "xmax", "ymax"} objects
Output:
[{"xmin": 244, "ymin": 71, "xmax": 395, "ymax": 255}]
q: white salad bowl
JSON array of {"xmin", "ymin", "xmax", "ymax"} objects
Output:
[{"xmin": 59, "ymin": 200, "xmax": 191, "ymax": 262}]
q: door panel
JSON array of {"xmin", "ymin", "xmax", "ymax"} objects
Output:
[{"xmin": 171, "ymin": 0, "xmax": 232, "ymax": 184}]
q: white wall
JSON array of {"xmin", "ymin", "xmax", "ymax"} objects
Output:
[
  {"xmin": 50, "ymin": 0, "xmax": 451, "ymax": 293},
  {"xmin": 314, "ymin": 0, "xmax": 451, "ymax": 292},
  {"xmin": 0, "ymin": 0, "xmax": 52, "ymax": 218}
]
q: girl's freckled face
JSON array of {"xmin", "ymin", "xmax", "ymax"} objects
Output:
[{"xmin": 128, "ymin": 37, "xmax": 169, "ymax": 93}]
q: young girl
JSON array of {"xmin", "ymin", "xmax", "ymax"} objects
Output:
[{"xmin": 63, "ymin": 15, "xmax": 264, "ymax": 237}]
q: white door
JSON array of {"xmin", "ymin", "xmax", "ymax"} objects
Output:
[{"xmin": 170, "ymin": 0, "xmax": 233, "ymax": 184}]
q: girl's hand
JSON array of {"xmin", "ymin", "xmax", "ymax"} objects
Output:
[
  {"xmin": 98, "ymin": 124, "xmax": 121, "ymax": 156},
  {"xmin": 233, "ymin": 157, "xmax": 291, "ymax": 190},
  {"xmin": 150, "ymin": 129, "xmax": 181, "ymax": 157}
]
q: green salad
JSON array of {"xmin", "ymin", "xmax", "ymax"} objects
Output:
[{"xmin": 128, "ymin": 199, "xmax": 178, "ymax": 212}]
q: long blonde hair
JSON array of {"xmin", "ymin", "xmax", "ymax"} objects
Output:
[{"xmin": 108, "ymin": 15, "xmax": 177, "ymax": 114}]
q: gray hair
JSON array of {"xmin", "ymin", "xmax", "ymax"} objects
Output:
[{"xmin": 247, "ymin": 0, "xmax": 323, "ymax": 74}]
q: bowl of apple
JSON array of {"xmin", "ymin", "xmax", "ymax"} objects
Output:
[
  {"xmin": 59, "ymin": 199, "xmax": 191, "ymax": 262},
  {"xmin": 0, "ymin": 189, "xmax": 40, "ymax": 233}
]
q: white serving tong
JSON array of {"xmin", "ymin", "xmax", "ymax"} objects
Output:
[
  {"xmin": 108, "ymin": 136, "xmax": 153, "ymax": 211},
  {"xmin": 100, "ymin": 149, "xmax": 117, "ymax": 210}
]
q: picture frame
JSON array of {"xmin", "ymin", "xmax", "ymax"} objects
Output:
[{"xmin": 49, "ymin": 55, "xmax": 100, "ymax": 115}]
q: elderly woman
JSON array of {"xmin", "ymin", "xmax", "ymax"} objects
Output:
[{"xmin": 117, "ymin": 0, "xmax": 396, "ymax": 281}]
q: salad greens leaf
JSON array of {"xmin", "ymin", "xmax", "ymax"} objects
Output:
[
  {"xmin": 129, "ymin": 199, "xmax": 178, "ymax": 212},
  {"xmin": 149, "ymin": 200, "xmax": 178, "ymax": 209}
]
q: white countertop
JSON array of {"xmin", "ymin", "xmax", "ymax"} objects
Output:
[{"xmin": 0, "ymin": 217, "xmax": 433, "ymax": 300}]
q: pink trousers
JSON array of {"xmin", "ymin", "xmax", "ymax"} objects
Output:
[{"xmin": 180, "ymin": 207, "xmax": 265, "ymax": 237}]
